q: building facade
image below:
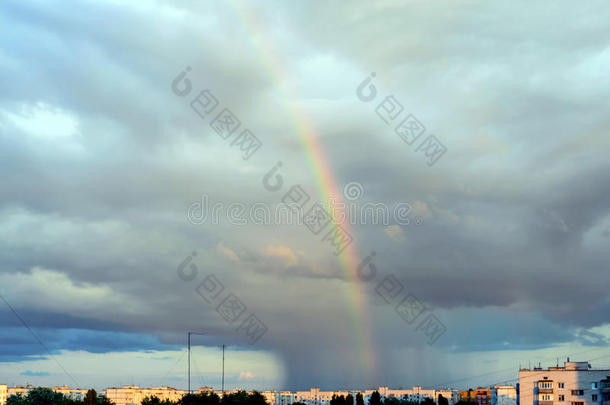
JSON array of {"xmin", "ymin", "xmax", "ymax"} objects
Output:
[
  {"xmin": 491, "ymin": 386, "xmax": 517, "ymax": 405},
  {"xmin": 1, "ymin": 385, "xmax": 89, "ymax": 405},
  {"xmin": 519, "ymin": 361, "xmax": 610, "ymax": 405},
  {"xmin": 105, "ymin": 386, "xmax": 192, "ymax": 405},
  {"xmin": 52, "ymin": 385, "xmax": 88, "ymax": 401},
  {"xmin": 461, "ymin": 388, "xmax": 486, "ymax": 404},
  {"xmin": 436, "ymin": 389, "xmax": 461, "ymax": 405},
  {"xmin": 0, "ymin": 385, "xmax": 7, "ymax": 405},
  {"xmin": 256, "ymin": 386, "xmax": 459, "ymax": 405}
]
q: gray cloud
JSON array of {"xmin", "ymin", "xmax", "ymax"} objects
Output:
[{"xmin": 1, "ymin": 0, "xmax": 610, "ymax": 390}]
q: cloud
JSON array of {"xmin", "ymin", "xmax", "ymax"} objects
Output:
[
  {"xmin": 1, "ymin": 0, "xmax": 610, "ymax": 390},
  {"xmin": 263, "ymin": 244, "xmax": 298, "ymax": 266},
  {"xmin": 383, "ymin": 225, "xmax": 405, "ymax": 242},
  {"xmin": 239, "ymin": 371, "xmax": 255, "ymax": 380},
  {"xmin": 21, "ymin": 370, "xmax": 51, "ymax": 377}
]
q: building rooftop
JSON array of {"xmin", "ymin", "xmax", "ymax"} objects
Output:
[{"xmin": 520, "ymin": 361, "xmax": 610, "ymax": 372}]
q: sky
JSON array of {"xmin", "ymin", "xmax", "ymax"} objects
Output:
[{"xmin": 1, "ymin": 0, "xmax": 610, "ymax": 393}]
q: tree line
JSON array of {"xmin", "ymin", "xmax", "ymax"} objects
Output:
[
  {"xmin": 7, "ymin": 388, "xmax": 112, "ymax": 405},
  {"xmin": 314, "ymin": 392, "xmax": 473, "ymax": 405},
  {"xmin": 141, "ymin": 390, "xmax": 267, "ymax": 405},
  {"xmin": 6, "ymin": 388, "xmax": 268, "ymax": 405},
  {"xmin": 8, "ymin": 388, "xmax": 479, "ymax": 405}
]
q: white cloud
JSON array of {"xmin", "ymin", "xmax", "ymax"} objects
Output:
[
  {"xmin": 263, "ymin": 244, "xmax": 298, "ymax": 266},
  {"xmin": 239, "ymin": 370, "xmax": 254, "ymax": 380}
]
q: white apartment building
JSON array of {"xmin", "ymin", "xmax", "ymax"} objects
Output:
[
  {"xmin": 105, "ymin": 385, "xmax": 190, "ymax": 405},
  {"xmin": 436, "ymin": 389, "xmax": 461, "ymax": 405},
  {"xmin": 53, "ymin": 385, "xmax": 88, "ymax": 401},
  {"xmin": 7, "ymin": 385, "xmax": 34, "ymax": 398},
  {"xmin": 519, "ymin": 361, "xmax": 610, "ymax": 405},
  {"xmin": 274, "ymin": 390, "xmax": 297, "ymax": 405},
  {"xmin": 1, "ymin": 384, "xmax": 88, "ymax": 405},
  {"xmin": 491, "ymin": 386, "xmax": 517, "ymax": 405},
  {"xmin": 261, "ymin": 390, "xmax": 277, "ymax": 404},
  {"xmin": 294, "ymin": 388, "xmax": 350, "ymax": 405},
  {"xmin": 365, "ymin": 386, "xmax": 438, "ymax": 404},
  {"xmin": 263, "ymin": 386, "xmax": 458, "ymax": 405}
]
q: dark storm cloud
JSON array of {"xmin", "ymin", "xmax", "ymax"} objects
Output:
[
  {"xmin": 0, "ymin": 326, "xmax": 178, "ymax": 362},
  {"xmin": 1, "ymin": 0, "xmax": 610, "ymax": 390}
]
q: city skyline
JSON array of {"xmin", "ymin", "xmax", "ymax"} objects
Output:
[
  {"xmin": 4, "ymin": 359, "xmax": 610, "ymax": 405},
  {"xmin": 0, "ymin": 382, "xmax": 511, "ymax": 405},
  {"xmin": 3, "ymin": 355, "xmax": 610, "ymax": 393}
]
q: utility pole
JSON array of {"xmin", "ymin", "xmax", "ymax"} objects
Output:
[
  {"xmin": 222, "ymin": 344, "xmax": 225, "ymax": 396},
  {"xmin": 187, "ymin": 332, "xmax": 206, "ymax": 394},
  {"xmin": 188, "ymin": 332, "xmax": 190, "ymax": 394}
]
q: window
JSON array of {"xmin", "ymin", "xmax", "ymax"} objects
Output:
[
  {"xmin": 571, "ymin": 391, "xmax": 584, "ymax": 396},
  {"xmin": 558, "ymin": 383, "xmax": 565, "ymax": 389},
  {"xmin": 540, "ymin": 382, "xmax": 553, "ymax": 389},
  {"xmin": 592, "ymin": 383, "xmax": 598, "ymax": 389},
  {"xmin": 540, "ymin": 395, "xmax": 553, "ymax": 401},
  {"xmin": 558, "ymin": 396, "xmax": 564, "ymax": 402},
  {"xmin": 592, "ymin": 395, "xmax": 598, "ymax": 402}
]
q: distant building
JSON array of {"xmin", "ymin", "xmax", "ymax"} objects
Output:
[
  {"xmin": 491, "ymin": 386, "xmax": 517, "ymax": 405},
  {"xmin": 275, "ymin": 390, "xmax": 297, "ymax": 405},
  {"xmin": 436, "ymin": 389, "xmax": 461, "ymax": 405},
  {"xmin": 0, "ymin": 385, "xmax": 7, "ymax": 405},
  {"xmin": 53, "ymin": 385, "xmax": 88, "ymax": 401},
  {"xmin": 364, "ymin": 386, "xmax": 437, "ymax": 404},
  {"xmin": 261, "ymin": 386, "xmax": 458, "ymax": 405},
  {"xmin": 105, "ymin": 385, "xmax": 189, "ymax": 405},
  {"xmin": 0, "ymin": 383, "xmax": 494, "ymax": 405},
  {"xmin": 460, "ymin": 388, "xmax": 494, "ymax": 405},
  {"xmin": 7, "ymin": 385, "xmax": 34, "ymax": 399},
  {"xmin": 1, "ymin": 385, "xmax": 88, "ymax": 405},
  {"xmin": 519, "ymin": 361, "xmax": 610, "ymax": 405}
]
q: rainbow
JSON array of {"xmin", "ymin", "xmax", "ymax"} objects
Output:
[{"xmin": 225, "ymin": 2, "xmax": 376, "ymax": 372}]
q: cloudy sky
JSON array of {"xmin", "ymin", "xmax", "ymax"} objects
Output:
[{"xmin": 1, "ymin": 0, "xmax": 610, "ymax": 393}]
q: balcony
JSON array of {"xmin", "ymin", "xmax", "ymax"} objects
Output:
[
  {"xmin": 539, "ymin": 389, "xmax": 554, "ymax": 394},
  {"xmin": 539, "ymin": 401, "xmax": 554, "ymax": 405}
]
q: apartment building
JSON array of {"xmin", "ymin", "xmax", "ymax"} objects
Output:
[
  {"xmin": 272, "ymin": 390, "xmax": 295, "ymax": 405},
  {"xmin": 7, "ymin": 385, "xmax": 34, "ymax": 398},
  {"xmin": 600, "ymin": 377, "xmax": 610, "ymax": 405},
  {"xmin": 1, "ymin": 385, "xmax": 88, "ymax": 405},
  {"xmin": 436, "ymin": 389, "xmax": 461, "ymax": 405},
  {"xmin": 0, "ymin": 385, "xmax": 7, "ymax": 405},
  {"xmin": 362, "ymin": 386, "xmax": 438, "ymax": 404},
  {"xmin": 105, "ymin": 385, "xmax": 190, "ymax": 405},
  {"xmin": 491, "ymin": 386, "xmax": 517, "ymax": 405},
  {"xmin": 461, "ymin": 388, "xmax": 491, "ymax": 405},
  {"xmin": 261, "ymin": 390, "xmax": 277, "ymax": 404},
  {"xmin": 263, "ymin": 386, "xmax": 459, "ymax": 405},
  {"xmin": 259, "ymin": 386, "xmax": 454, "ymax": 405},
  {"xmin": 475, "ymin": 388, "xmax": 492, "ymax": 405},
  {"xmin": 53, "ymin": 385, "xmax": 88, "ymax": 400},
  {"xmin": 403, "ymin": 386, "xmax": 437, "ymax": 403},
  {"xmin": 294, "ymin": 387, "xmax": 350, "ymax": 405},
  {"xmin": 519, "ymin": 361, "xmax": 610, "ymax": 405}
]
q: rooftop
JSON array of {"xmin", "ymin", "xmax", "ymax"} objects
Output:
[{"xmin": 520, "ymin": 361, "xmax": 610, "ymax": 372}]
